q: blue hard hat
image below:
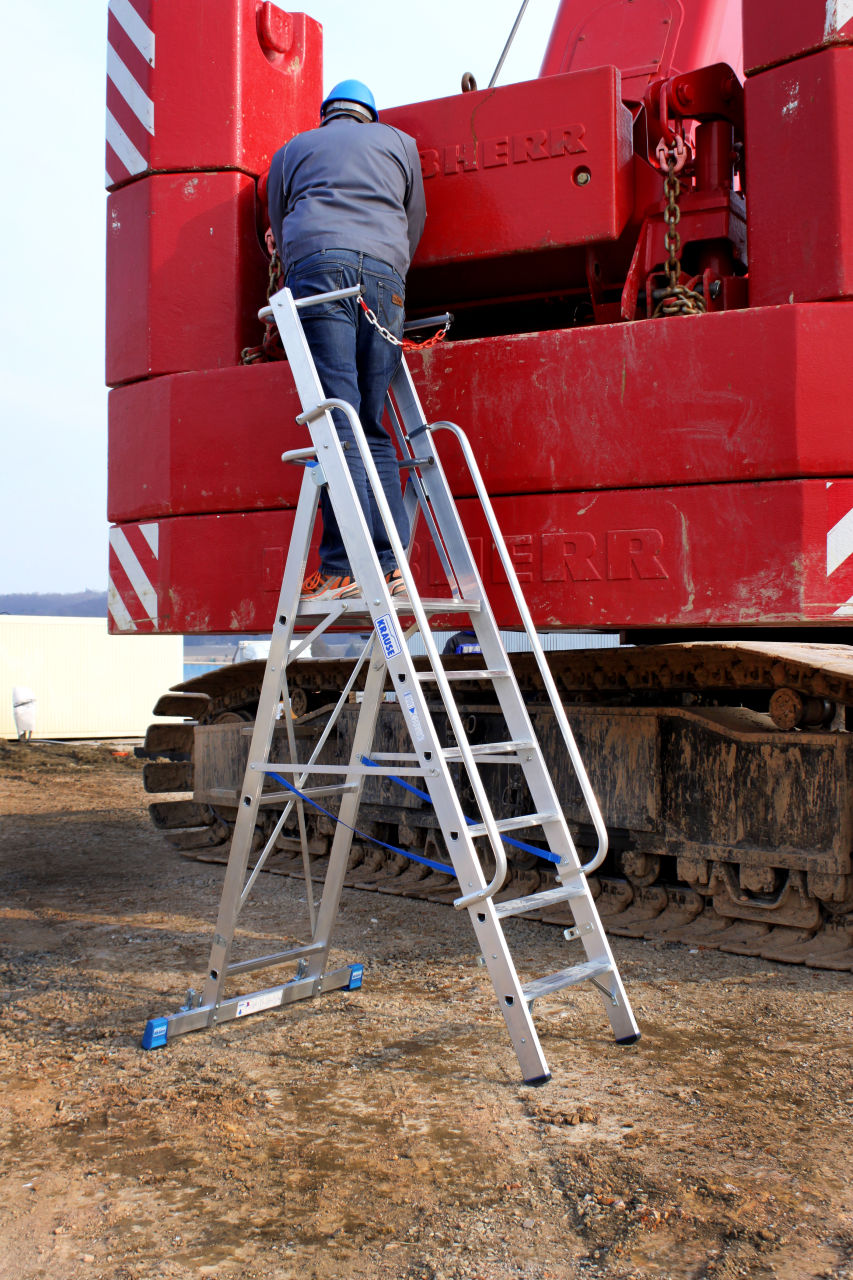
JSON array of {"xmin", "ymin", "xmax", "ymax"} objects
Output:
[{"xmin": 321, "ymin": 79, "xmax": 377, "ymax": 122}]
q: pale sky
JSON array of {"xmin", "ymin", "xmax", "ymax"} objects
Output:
[{"xmin": 0, "ymin": 0, "xmax": 561, "ymax": 595}]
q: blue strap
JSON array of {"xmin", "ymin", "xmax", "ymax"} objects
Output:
[
  {"xmin": 360, "ymin": 757, "xmax": 560, "ymax": 865},
  {"xmin": 270, "ymin": 773, "xmax": 456, "ymax": 876}
]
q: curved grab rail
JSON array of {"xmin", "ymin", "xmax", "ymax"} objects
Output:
[{"xmin": 427, "ymin": 420, "xmax": 609, "ymax": 876}]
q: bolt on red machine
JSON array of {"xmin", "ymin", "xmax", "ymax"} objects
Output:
[{"xmin": 106, "ymin": 0, "xmax": 853, "ymax": 969}]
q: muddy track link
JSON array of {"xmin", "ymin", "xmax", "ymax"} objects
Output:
[{"xmin": 141, "ymin": 642, "xmax": 853, "ymax": 971}]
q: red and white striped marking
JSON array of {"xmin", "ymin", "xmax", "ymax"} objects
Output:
[
  {"xmin": 105, "ymin": 0, "xmax": 155, "ymax": 188},
  {"xmin": 827, "ymin": 484, "xmax": 853, "ymax": 617},
  {"xmin": 825, "ymin": 1, "xmax": 853, "ymax": 40},
  {"xmin": 109, "ymin": 522, "xmax": 159, "ymax": 631}
]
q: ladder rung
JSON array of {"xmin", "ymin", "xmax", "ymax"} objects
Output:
[
  {"xmin": 494, "ymin": 882, "xmax": 587, "ymax": 918},
  {"xmin": 226, "ymin": 941, "xmax": 324, "ymax": 978},
  {"xmin": 466, "ymin": 810, "xmax": 559, "ymax": 839},
  {"xmin": 258, "ymin": 784, "xmax": 358, "ymax": 806},
  {"xmin": 443, "ymin": 738, "xmax": 534, "ymax": 761},
  {"xmin": 522, "ymin": 958, "xmax": 613, "ymax": 1002},
  {"xmin": 417, "ymin": 668, "xmax": 509, "ymax": 682},
  {"xmin": 255, "ymin": 762, "xmax": 427, "ymax": 777}
]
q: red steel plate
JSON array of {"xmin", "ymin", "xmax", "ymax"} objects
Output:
[
  {"xmin": 105, "ymin": 0, "xmax": 321, "ymax": 188},
  {"xmin": 743, "ymin": 0, "xmax": 853, "ymax": 74},
  {"xmin": 108, "ymin": 302, "xmax": 853, "ymax": 522},
  {"xmin": 106, "ymin": 171, "xmax": 268, "ymax": 386},
  {"xmin": 384, "ymin": 68, "xmax": 633, "ymax": 306},
  {"xmin": 746, "ymin": 47, "xmax": 853, "ymax": 306},
  {"xmin": 107, "ymin": 479, "xmax": 853, "ymax": 634}
]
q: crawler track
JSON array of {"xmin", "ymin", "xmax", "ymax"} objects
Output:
[{"xmin": 142, "ymin": 642, "xmax": 853, "ymax": 971}]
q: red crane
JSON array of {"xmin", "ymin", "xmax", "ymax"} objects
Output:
[{"xmin": 105, "ymin": 0, "xmax": 853, "ymax": 969}]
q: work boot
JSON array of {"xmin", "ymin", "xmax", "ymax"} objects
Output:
[
  {"xmin": 385, "ymin": 569, "xmax": 407, "ymax": 598},
  {"xmin": 301, "ymin": 570, "xmax": 361, "ymax": 600}
]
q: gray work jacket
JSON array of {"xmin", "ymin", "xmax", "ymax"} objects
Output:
[{"xmin": 268, "ymin": 116, "xmax": 426, "ymax": 279}]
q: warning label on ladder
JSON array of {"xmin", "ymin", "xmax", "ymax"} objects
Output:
[
  {"xmin": 402, "ymin": 691, "xmax": 426, "ymax": 742},
  {"xmin": 236, "ymin": 990, "xmax": 283, "ymax": 1018},
  {"xmin": 375, "ymin": 613, "xmax": 402, "ymax": 660}
]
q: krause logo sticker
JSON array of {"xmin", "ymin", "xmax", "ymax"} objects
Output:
[{"xmin": 375, "ymin": 613, "xmax": 402, "ymax": 660}]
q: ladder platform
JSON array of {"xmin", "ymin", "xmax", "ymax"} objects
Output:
[
  {"xmin": 296, "ymin": 596, "xmax": 481, "ymax": 618},
  {"xmin": 521, "ymin": 958, "xmax": 613, "ymax": 1002},
  {"xmin": 466, "ymin": 810, "xmax": 559, "ymax": 838},
  {"xmin": 495, "ymin": 881, "xmax": 588, "ymax": 918}
]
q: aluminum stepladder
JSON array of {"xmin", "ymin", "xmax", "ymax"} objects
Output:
[{"xmin": 141, "ymin": 283, "xmax": 639, "ymax": 1084}]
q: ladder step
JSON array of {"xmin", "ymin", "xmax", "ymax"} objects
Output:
[
  {"xmin": 494, "ymin": 881, "xmax": 588, "ymax": 918},
  {"xmin": 417, "ymin": 668, "xmax": 509, "ymax": 682},
  {"xmin": 443, "ymin": 738, "xmax": 534, "ymax": 761},
  {"xmin": 466, "ymin": 810, "xmax": 559, "ymax": 839},
  {"xmin": 522, "ymin": 958, "xmax": 613, "ymax": 1002},
  {"xmin": 257, "ymin": 783, "xmax": 358, "ymax": 807}
]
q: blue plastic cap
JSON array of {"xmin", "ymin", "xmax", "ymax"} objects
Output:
[
  {"xmin": 141, "ymin": 1017, "xmax": 169, "ymax": 1050},
  {"xmin": 321, "ymin": 80, "xmax": 377, "ymax": 122},
  {"xmin": 347, "ymin": 963, "xmax": 364, "ymax": 990}
]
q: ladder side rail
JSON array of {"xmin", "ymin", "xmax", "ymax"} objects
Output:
[
  {"xmin": 293, "ymin": 634, "xmax": 553, "ymax": 1086},
  {"xmin": 301, "ymin": 639, "xmax": 390, "ymax": 980},
  {"xmin": 201, "ymin": 465, "xmax": 320, "ymax": 1010},
  {"xmin": 426, "ymin": 419, "xmax": 610, "ymax": 876},
  {"xmin": 302, "ymin": 635, "xmax": 553, "ymax": 1079},
  {"xmin": 297, "ymin": 392, "xmax": 517, "ymax": 911},
  {"xmin": 387, "ymin": 362, "xmax": 481, "ymax": 601},
  {"xmin": 279, "ymin": 663, "xmax": 316, "ymax": 932}
]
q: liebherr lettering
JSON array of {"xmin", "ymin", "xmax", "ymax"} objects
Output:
[
  {"xmin": 419, "ymin": 125, "xmax": 587, "ymax": 179},
  {"xmin": 423, "ymin": 529, "xmax": 669, "ymax": 586}
]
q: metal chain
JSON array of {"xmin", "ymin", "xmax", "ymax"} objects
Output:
[
  {"xmin": 653, "ymin": 150, "xmax": 706, "ymax": 318},
  {"xmin": 266, "ymin": 248, "xmax": 284, "ymax": 299},
  {"xmin": 241, "ymin": 249, "xmax": 286, "ymax": 364},
  {"xmin": 358, "ymin": 296, "xmax": 450, "ymax": 350}
]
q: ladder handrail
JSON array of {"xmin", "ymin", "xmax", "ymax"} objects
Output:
[
  {"xmin": 425, "ymin": 420, "xmax": 610, "ymax": 876},
  {"xmin": 259, "ymin": 284, "xmax": 364, "ymax": 323}
]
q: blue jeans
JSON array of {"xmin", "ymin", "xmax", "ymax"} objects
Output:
[{"xmin": 285, "ymin": 249, "xmax": 411, "ymax": 577}]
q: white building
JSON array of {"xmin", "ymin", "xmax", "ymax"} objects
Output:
[{"xmin": 0, "ymin": 616, "xmax": 183, "ymax": 739}]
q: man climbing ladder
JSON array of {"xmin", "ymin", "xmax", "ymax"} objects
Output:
[
  {"xmin": 265, "ymin": 77, "xmax": 426, "ymax": 602},
  {"xmin": 141, "ymin": 274, "xmax": 640, "ymax": 1085}
]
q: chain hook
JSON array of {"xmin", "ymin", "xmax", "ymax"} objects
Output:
[{"xmin": 654, "ymin": 134, "xmax": 690, "ymax": 174}]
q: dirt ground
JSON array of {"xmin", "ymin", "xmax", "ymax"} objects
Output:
[{"xmin": 1, "ymin": 740, "xmax": 851, "ymax": 1280}]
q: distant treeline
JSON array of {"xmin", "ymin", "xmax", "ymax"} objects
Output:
[{"xmin": 0, "ymin": 591, "xmax": 108, "ymax": 617}]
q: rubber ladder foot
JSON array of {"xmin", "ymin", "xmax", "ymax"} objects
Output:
[
  {"xmin": 615, "ymin": 1032, "xmax": 641, "ymax": 1046},
  {"xmin": 522, "ymin": 1073, "xmax": 552, "ymax": 1087},
  {"xmin": 141, "ymin": 1017, "xmax": 169, "ymax": 1050}
]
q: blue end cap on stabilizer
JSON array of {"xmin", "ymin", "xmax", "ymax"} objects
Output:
[
  {"xmin": 141, "ymin": 1017, "xmax": 169, "ymax": 1050},
  {"xmin": 347, "ymin": 963, "xmax": 364, "ymax": 990}
]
